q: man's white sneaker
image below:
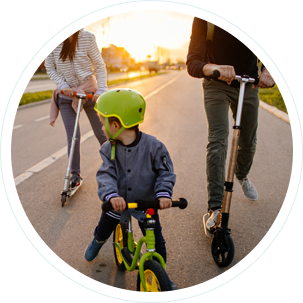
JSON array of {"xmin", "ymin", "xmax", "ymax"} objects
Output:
[
  {"xmin": 238, "ymin": 177, "xmax": 258, "ymax": 201},
  {"xmin": 206, "ymin": 209, "xmax": 221, "ymax": 232}
]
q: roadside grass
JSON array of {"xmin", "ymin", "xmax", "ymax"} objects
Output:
[
  {"xmin": 10, "ymin": 75, "xmax": 49, "ymax": 82},
  {"xmin": 20, "ymin": 72, "xmax": 167, "ymax": 106},
  {"xmin": 19, "ymin": 90, "xmax": 54, "ymax": 106},
  {"xmin": 259, "ymin": 85, "xmax": 287, "ymax": 113}
]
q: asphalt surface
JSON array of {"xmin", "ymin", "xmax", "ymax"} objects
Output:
[{"xmin": 12, "ymin": 70, "xmax": 292, "ymax": 291}]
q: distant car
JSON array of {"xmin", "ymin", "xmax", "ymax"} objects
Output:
[{"xmin": 148, "ymin": 61, "xmax": 159, "ymax": 73}]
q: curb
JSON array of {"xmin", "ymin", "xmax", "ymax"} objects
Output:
[
  {"xmin": 18, "ymin": 99, "xmax": 51, "ymax": 111},
  {"xmin": 259, "ymin": 100, "xmax": 289, "ymax": 124},
  {"xmin": 18, "ymin": 98, "xmax": 290, "ymax": 124}
]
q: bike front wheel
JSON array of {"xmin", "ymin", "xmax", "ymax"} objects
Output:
[{"xmin": 136, "ymin": 260, "xmax": 172, "ymax": 292}]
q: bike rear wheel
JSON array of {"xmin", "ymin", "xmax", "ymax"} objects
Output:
[
  {"xmin": 136, "ymin": 260, "xmax": 172, "ymax": 292},
  {"xmin": 113, "ymin": 223, "xmax": 128, "ymax": 271}
]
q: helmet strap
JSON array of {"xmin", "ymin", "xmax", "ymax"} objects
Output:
[{"xmin": 105, "ymin": 117, "xmax": 125, "ymax": 160}]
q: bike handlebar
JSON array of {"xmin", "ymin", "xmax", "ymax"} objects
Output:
[
  {"xmin": 101, "ymin": 198, "xmax": 188, "ymax": 213},
  {"xmin": 60, "ymin": 90, "xmax": 94, "ymax": 99}
]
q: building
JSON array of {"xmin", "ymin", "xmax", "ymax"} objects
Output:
[
  {"xmin": 101, "ymin": 44, "xmax": 135, "ymax": 71},
  {"xmin": 34, "ymin": 55, "xmax": 46, "ymax": 73},
  {"xmin": 10, "ymin": 44, "xmax": 45, "ymax": 74}
]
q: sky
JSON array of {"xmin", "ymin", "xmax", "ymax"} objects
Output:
[{"xmin": 85, "ymin": 10, "xmax": 194, "ymax": 63}]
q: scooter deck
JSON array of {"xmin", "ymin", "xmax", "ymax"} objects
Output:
[
  {"xmin": 70, "ymin": 179, "xmax": 83, "ymax": 197},
  {"xmin": 203, "ymin": 213, "xmax": 214, "ymax": 239}
]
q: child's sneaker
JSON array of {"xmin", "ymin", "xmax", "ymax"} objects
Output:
[
  {"xmin": 206, "ymin": 209, "xmax": 221, "ymax": 232},
  {"xmin": 84, "ymin": 238, "xmax": 107, "ymax": 262},
  {"xmin": 237, "ymin": 177, "xmax": 258, "ymax": 201},
  {"xmin": 70, "ymin": 173, "xmax": 83, "ymax": 196},
  {"xmin": 169, "ymin": 278, "xmax": 178, "ymax": 290}
]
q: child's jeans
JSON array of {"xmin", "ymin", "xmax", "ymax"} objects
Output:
[{"xmin": 94, "ymin": 211, "xmax": 167, "ymax": 263}]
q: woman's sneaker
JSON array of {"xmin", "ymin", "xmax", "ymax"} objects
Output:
[
  {"xmin": 84, "ymin": 238, "xmax": 107, "ymax": 262},
  {"xmin": 206, "ymin": 209, "xmax": 221, "ymax": 232},
  {"xmin": 237, "ymin": 177, "xmax": 258, "ymax": 200},
  {"xmin": 70, "ymin": 173, "xmax": 83, "ymax": 196}
]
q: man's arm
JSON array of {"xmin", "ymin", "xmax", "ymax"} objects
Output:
[
  {"xmin": 257, "ymin": 9, "xmax": 279, "ymax": 88},
  {"xmin": 186, "ymin": 17, "xmax": 209, "ymax": 78},
  {"xmin": 186, "ymin": 17, "xmax": 237, "ymax": 85},
  {"xmin": 257, "ymin": 67, "xmax": 275, "ymax": 88}
]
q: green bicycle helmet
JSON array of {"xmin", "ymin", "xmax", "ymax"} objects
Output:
[{"xmin": 95, "ymin": 88, "xmax": 146, "ymax": 160}]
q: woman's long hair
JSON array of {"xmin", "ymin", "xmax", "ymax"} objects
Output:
[{"xmin": 59, "ymin": 31, "xmax": 80, "ymax": 62}]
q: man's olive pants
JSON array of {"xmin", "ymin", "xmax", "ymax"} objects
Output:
[{"xmin": 202, "ymin": 78, "xmax": 259, "ymax": 210}]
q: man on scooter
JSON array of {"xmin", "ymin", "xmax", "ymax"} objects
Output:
[{"xmin": 186, "ymin": 17, "xmax": 275, "ymax": 231}]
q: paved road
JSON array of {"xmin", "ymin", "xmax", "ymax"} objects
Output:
[
  {"xmin": 12, "ymin": 70, "xmax": 292, "ymax": 291},
  {"xmin": 24, "ymin": 71, "xmax": 151, "ymax": 93}
]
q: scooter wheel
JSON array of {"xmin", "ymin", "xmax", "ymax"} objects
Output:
[
  {"xmin": 211, "ymin": 233, "xmax": 234, "ymax": 267},
  {"xmin": 61, "ymin": 194, "xmax": 67, "ymax": 207}
]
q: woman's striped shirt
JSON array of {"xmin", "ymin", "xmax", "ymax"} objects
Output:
[{"xmin": 45, "ymin": 29, "xmax": 107, "ymax": 95}]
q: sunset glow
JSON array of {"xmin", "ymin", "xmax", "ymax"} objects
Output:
[{"xmin": 85, "ymin": 10, "xmax": 194, "ymax": 63}]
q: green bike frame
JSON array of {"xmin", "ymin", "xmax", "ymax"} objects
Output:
[{"xmin": 113, "ymin": 216, "xmax": 166, "ymax": 292}]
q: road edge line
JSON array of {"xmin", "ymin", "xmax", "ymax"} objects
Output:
[{"xmin": 14, "ymin": 130, "xmax": 94, "ymax": 186}]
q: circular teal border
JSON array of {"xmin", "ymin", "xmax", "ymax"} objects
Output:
[{"xmin": 10, "ymin": 9, "xmax": 303, "ymax": 293}]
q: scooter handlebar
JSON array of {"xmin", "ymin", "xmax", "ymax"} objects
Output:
[
  {"xmin": 211, "ymin": 70, "xmax": 259, "ymax": 85},
  {"xmin": 211, "ymin": 69, "xmax": 221, "ymax": 80},
  {"xmin": 101, "ymin": 198, "xmax": 188, "ymax": 212},
  {"xmin": 60, "ymin": 90, "xmax": 94, "ymax": 99}
]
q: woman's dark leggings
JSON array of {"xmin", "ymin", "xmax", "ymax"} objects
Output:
[{"xmin": 57, "ymin": 96, "xmax": 107, "ymax": 175}]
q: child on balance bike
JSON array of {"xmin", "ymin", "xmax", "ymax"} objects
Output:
[{"xmin": 84, "ymin": 88, "xmax": 178, "ymax": 290}]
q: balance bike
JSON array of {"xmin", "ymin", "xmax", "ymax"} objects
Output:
[{"xmin": 102, "ymin": 198, "xmax": 188, "ymax": 292}]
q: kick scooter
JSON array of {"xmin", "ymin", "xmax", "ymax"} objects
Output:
[
  {"xmin": 60, "ymin": 91, "xmax": 94, "ymax": 207},
  {"xmin": 203, "ymin": 70, "xmax": 259, "ymax": 267},
  {"xmin": 102, "ymin": 198, "xmax": 188, "ymax": 292}
]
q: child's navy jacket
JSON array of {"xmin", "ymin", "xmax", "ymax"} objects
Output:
[{"xmin": 96, "ymin": 132, "xmax": 176, "ymax": 222}]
